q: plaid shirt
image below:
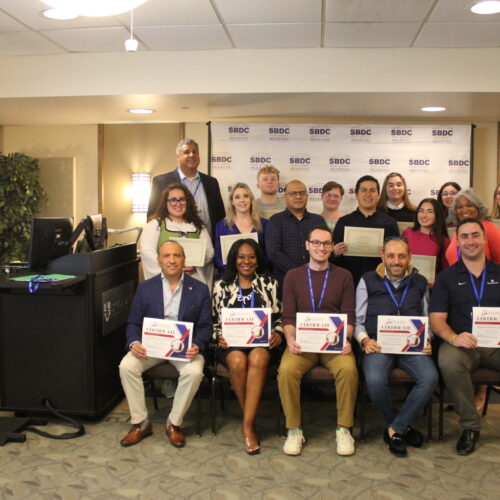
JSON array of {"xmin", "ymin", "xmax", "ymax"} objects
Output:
[{"xmin": 265, "ymin": 208, "xmax": 325, "ymax": 287}]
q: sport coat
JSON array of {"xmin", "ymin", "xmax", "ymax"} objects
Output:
[
  {"xmin": 147, "ymin": 169, "xmax": 225, "ymax": 240},
  {"xmin": 125, "ymin": 273, "xmax": 212, "ymax": 354}
]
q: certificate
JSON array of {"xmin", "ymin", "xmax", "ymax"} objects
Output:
[
  {"xmin": 397, "ymin": 221, "xmax": 413, "ymax": 232},
  {"xmin": 472, "ymin": 307, "xmax": 500, "ymax": 348},
  {"xmin": 221, "ymin": 307, "xmax": 271, "ymax": 347},
  {"xmin": 221, "ymin": 232, "xmax": 259, "ymax": 265},
  {"xmin": 343, "ymin": 226, "xmax": 384, "ymax": 257},
  {"xmin": 170, "ymin": 237, "xmax": 206, "ymax": 267},
  {"xmin": 411, "ymin": 254, "xmax": 436, "ymax": 285},
  {"xmin": 142, "ymin": 317, "xmax": 193, "ymax": 362},
  {"xmin": 377, "ymin": 315, "xmax": 428, "ymax": 354},
  {"xmin": 296, "ymin": 313, "xmax": 347, "ymax": 354}
]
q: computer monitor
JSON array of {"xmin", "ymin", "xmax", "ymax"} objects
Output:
[{"xmin": 28, "ymin": 217, "xmax": 73, "ymax": 272}]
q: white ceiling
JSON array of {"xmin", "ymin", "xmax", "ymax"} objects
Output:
[
  {"xmin": 0, "ymin": 0, "xmax": 498, "ymax": 124},
  {"xmin": 0, "ymin": 0, "xmax": 498, "ymax": 55}
]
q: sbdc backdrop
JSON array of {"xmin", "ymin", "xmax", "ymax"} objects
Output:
[{"xmin": 210, "ymin": 123, "xmax": 472, "ymax": 214}]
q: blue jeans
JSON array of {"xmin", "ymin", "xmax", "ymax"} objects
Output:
[{"xmin": 362, "ymin": 352, "xmax": 438, "ymax": 435}]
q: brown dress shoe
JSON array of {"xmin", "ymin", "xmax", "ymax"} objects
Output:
[
  {"xmin": 166, "ymin": 424, "xmax": 186, "ymax": 448},
  {"xmin": 120, "ymin": 423, "xmax": 153, "ymax": 447}
]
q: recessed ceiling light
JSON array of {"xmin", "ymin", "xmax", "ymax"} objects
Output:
[
  {"xmin": 41, "ymin": 0, "xmax": 149, "ymax": 17},
  {"xmin": 181, "ymin": 106, "xmax": 190, "ymax": 110},
  {"xmin": 128, "ymin": 108, "xmax": 156, "ymax": 114},
  {"xmin": 421, "ymin": 106, "xmax": 446, "ymax": 112},
  {"xmin": 42, "ymin": 8, "xmax": 78, "ymax": 20},
  {"xmin": 470, "ymin": 1, "xmax": 500, "ymax": 14}
]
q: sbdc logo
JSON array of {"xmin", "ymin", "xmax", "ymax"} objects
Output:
[
  {"xmin": 448, "ymin": 157, "xmax": 470, "ymax": 171},
  {"xmin": 249, "ymin": 153, "xmax": 272, "ymax": 170},
  {"xmin": 350, "ymin": 128, "xmax": 371, "ymax": 136},
  {"xmin": 391, "ymin": 128, "xmax": 412, "ymax": 136},
  {"xmin": 268, "ymin": 127, "xmax": 290, "ymax": 134},
  {"xmin": 228, "ymin": 126, "xmax": 249, "ymax": 134},
  {"xmin": 289, "ymin": 154, "xmax": 311, "ymax": 170},
  {"xmin": 309, "ymin": 127, "xmax": 331, "ymax": 135},
  {"xmin": 329, "ymin": 155, "xmax": 351, "ymax": 171},
  {"xmin": 432, "ymin": 129, "xmax": 453, "ymax": 137},
  {"xmin": 211, "ymin": 153, "xmax": 232, "ymax": 169},
  {"xmin": 309, "ymin": 126, "xmax": 331, "ymax": 142},
  {"xmin": 350, "ymin": 127, "xmax": 372, "ymax": 143},
  {"xmin": 368, "ymin": 155, "xmax": 391, "ymax": 170},
  {"xmin": 308, "ymin": 183, "xmax": 324, "ymax": 202},
  {"xmin": 269, "ymin": 126, "xmax": 290, "ymax": 142},
  {"xmin": 408, "ymin": 157, "xmax": 431, "ymax": 168}
]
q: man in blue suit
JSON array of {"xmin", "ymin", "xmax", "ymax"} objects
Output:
[{"xmin": 119, "ymin": 240, "xmax": 212, "ymax": 448}]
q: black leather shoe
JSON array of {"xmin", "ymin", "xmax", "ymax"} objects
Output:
[
  {"xmin": 384, "ymin": 428, "xmax": 407, "ymax": 457},
  {"xmin": 456, "ymin": 429, "xmax": 479, "ymax": 455},
  {"xmin": 404, "ymin": 426, "xmax": 424, "ymax": 448}
]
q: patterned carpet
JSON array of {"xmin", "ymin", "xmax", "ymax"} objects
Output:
[{"xmin": 1, "ymin": 395, "xmax": 499, "ymax": 500}]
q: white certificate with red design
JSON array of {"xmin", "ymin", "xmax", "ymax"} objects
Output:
[
  {"xmin": 377, "ymin": 315, "xmax": 428, "ymax": 354},
  {"xmin": 142, "ymin": 317, "xmax": 193, "ymax": 362},
  {"xmin": 221, "ymin": 307, "xmax": 271, "ymax": 347},
  {"xmin": 296, "ymin": 313, "xmax": 347, "ymax": 354},
  {"xmin": 472, "ymin": 307, "xmax": 500, "ymax": 348}
]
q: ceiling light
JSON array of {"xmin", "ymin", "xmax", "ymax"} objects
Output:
[
  {"xmin": 125, "ymin": 8, "xmax": 138, "ymax": 52},
  {"xmin": 470, "ymin": 1, "xmax": 500, "ymax": 14},
  {"xmin": 41, "ymin": 0, "xmax": 149, "ymax": 17},
  {"xmin": 421, "ymin": 106, "xmax": 446, "ymax": 112},
  {"xmin": 128, "ymin": 108, "xmax": 155, "ymax": 114},
  {"xmin": 42, "ymin": 8, "xmax": 78, "ymax": 20}
]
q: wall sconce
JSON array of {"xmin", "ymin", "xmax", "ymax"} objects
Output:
[{"xmin": 131, "ymin": 173, "xmax": 151, "ymax": 213}]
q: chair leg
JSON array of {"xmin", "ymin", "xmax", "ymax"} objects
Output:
[
  {"xmin": 427, "ymin": 399, "xmax": 432, "ymax": 442},
  {"xmin": 438, "ymin": 380, "xmax": 444, "ymax": 441},
  {"xmin": 211, "ymin": 377, "xmax": 217, "ymax": 435},
  {"xmin": 482, "ymin": 385, "xmax": 492, "ymax": 416},
  {"xmin": 358, "ymin": 384, "xmax": 366, "ymax": 442},
  {"xmin": 196, "ymin": 385, "xmax": 202, "ymax": 437}
]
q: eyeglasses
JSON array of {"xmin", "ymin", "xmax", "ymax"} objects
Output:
[
  {"xmin": 167, "ymin": 197, "xmax": 187, "ymax": 206},
  {"xmin": 308, "ymin": 240, "xmax": 333, "ymax": 249},
  {"xmin": 286, "ymin": 190, "xmax": 307, "ymax": 198}
]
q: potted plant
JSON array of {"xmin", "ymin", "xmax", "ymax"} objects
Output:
[{"xmin": 0, "ymin": 153, "xmax": 46, "ymax": 263}]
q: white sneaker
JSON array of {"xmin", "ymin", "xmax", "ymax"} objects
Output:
[
  {"xmin": 283, "ymin": 428, "xmax": 305, "ymax": 456},
  {"xmin": 336, "ymin": 427, "xmax": 355, "ymax": 456}
]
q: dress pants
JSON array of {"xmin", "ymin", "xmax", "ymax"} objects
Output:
[
  {"xmin": 362, "ymin": 352, "xmax": 438, "ymax": 435},
  {"xmin": 439, "ymin": 343, "xmax": 500, "ymax": 430},
  {"xmin": 278, "ymin": 348, "xmax": 358, "ymax": 429},
  {"xmin": 119, "ymin": 351, "xmax": 204, "ymax": 427}
]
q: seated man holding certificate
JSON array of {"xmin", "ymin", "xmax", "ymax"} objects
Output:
[
  {"xmin": 333, "ymin": 175, "xmax": 400, "ymax": 285},
  {"xmin": 430, "ymin": 218, "xmax": 500, "ymax": 455},
  {"xmin": 355, "ymin": 236, "xmax": 438, "ymax": 458},
  {"xmin": 213, "ymin": 238, "xmax": 283, "ymax": 455},
  {"xmin": 278, "ymin": 225, "xmax": 358, "ymax": 457},
  {"xmin": 119, "ymin": 240, "xmax": 212, "ymax": 448}
]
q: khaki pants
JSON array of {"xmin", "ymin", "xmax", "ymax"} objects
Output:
[
  {"xmin": 119, "ymin": 351, "xmax": 204, "ymax": 427},
  {"xmin": 278, "ymin": 348, "xmax": 358, "ymax": 429}
]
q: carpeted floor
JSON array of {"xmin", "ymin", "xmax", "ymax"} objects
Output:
[{"xmin": 1, "ymin": 396, "xmax": 499, "ymax": 500}]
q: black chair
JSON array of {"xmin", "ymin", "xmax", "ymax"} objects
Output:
[
  {"xmin": 438, "ymin": 367, "xmax": 500, "ymax": 440},
  {"xmin": 142, "ymin": 362, "xmax": 206, "ymax": 436}
]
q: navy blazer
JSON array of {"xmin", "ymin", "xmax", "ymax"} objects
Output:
[
  {"xmin": 125, "ymin": 273, "xmax": 212, "ymax": 354},
  {"xmin": 146, "ymin": 169, "xmax": 226, "ymax": 240}
]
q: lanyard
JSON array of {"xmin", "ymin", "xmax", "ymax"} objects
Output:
[
  {"xmin": 383, "ymin": 276, "xmax": 412, "ymax": 315},
  {"xmin": 468, "ymin": 268, "xmax": 486, "ymax": 306},
  {"xmin": 237, "ymin": 280, "xmax": 254, "ymax": 308},
  {"xmin": 182, "ymin": 176, "xmax": 201, "ymax": 198},
  {"xmin": 307, "ymin": 265, "xmax": 330, "ymax": 313}
]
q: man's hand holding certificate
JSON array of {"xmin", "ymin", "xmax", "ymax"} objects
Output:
[
  {"xmin": 221, "ymin": 307, "xmax": 271, "ymax": 347},
  {"xmin": 472, "ymin": 307, "xmax": 500, "ymax": 348},
  {"xmin": 377, "ymin": 315, "xmax": 429, "ymax": 354},
  {"xmin": 296, "ymin": 313, "xmax": 347, "ymax": 353},
  {"xmin": 142, "ymin": 317, "xmax": 193, "ymax": 362}
]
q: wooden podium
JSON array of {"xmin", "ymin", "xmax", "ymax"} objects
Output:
[{"xmin": 0, "ymin": 244, "xmax": 138, "ymax": 418}]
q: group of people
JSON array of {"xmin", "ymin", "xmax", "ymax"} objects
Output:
[{"xmin": 118, "ymin": 137, "xmax": 500, "ymax": 459}]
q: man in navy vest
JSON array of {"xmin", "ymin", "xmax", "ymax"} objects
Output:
[
  {"xmin": 430, "ymin": 218, "xmax": 500, "ymax": 455},
  {"xmin": 355, "ymin": 236, "xmax": 438, "ymax": 457}
]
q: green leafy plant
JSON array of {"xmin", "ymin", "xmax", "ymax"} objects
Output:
[{"xmin": 0, "ymin": 153, "xmax": 47, "ymax": 262}]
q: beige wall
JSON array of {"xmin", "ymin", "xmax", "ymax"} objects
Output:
[
  {"xmin": 2, "ymin": 125, "xmax": 98, "ymax": 223},
  {"xmin": 102, "ymin": 123, "xmax": 182, "ymax": 244}
]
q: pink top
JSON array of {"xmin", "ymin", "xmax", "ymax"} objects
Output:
[
  {"xmin": 445, "ymin": 219, "xmax": 500, "ymax": 265},
  {"xmin": 402, "ymin": 228, "xmax": 450, "ymax": 272}
]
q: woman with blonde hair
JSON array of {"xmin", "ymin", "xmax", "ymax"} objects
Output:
[
  {"xmin": 378, "ymin": 172, "xmax": 416, "ymax": 222},
  {"xmin": 214, "ymin": 182, "xmax": 268, "ymax": 272}
]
